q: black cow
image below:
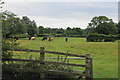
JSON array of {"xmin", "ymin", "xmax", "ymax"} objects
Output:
[
  {"xmin": 42, "ymin": 37, "xmax": 47, "ymax": 41},
  {"xmin": 65, "ymin": 38, "xmax": 68, "ymax": 42},
  {"xmin": 13, "ymin": 36, "xmax": 19, "ymax": 40}
]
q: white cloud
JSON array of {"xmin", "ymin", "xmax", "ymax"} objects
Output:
[
  {"xmin": 2, "ymin": 0, "xmax": 119, "ymax": 2},
  {"xmin": 25, "ymin": 15, "xmax": 94, "ymax": 29},
  {"xmin": 27, "ymin": 12, "xmax": 117, "ymax": 29},
  {"xmin": 2, "ymin": 2, "xmax": 118, "ymax": 29}
]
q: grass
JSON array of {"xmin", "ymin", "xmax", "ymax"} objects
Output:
[{"xmin": 15, "ymin": 37, "xmax": 118, "ymax": 78}]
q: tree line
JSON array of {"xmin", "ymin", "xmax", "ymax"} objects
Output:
[
  {"xmin": 2, "ymin": 10, "xmax": 120, "ymax": 39},
  {"xmin": 2, "ymin": 11, "xmax": 85, "ymax": 38}
]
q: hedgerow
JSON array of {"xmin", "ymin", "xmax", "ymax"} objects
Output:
[{"xmin": 86, "ymin": 33, "xmax": 119, "ymax": 42}]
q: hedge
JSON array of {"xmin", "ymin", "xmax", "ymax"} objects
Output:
[
  {"xmin": 8, "ymin": 34, "xmax": 30, "ymax": 38},
  {"xmin": 86, "ymin": 33, "xmax": 119, "ymax": 42}
]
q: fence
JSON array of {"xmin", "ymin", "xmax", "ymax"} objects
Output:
[{"xmin": 2, "ymin": 47, "xmax": 93, "ymax": 80}]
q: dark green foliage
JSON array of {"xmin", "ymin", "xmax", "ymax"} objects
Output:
[
  {"xmin": 2, "ymin": 38, "xmax": 24, "ymax": 59},
  {"xmin": 3, "ymin": 56, "xmax": 75, "ymax": 80},
  {"xmin": 65, "ymin": 27, "xmax": 84, "ymax": 36},
  {"xmin": 96, "ymin": 22, "xmax": 118, "ymax": 35},
  {"xmin": 22, "ymin": 16, "xmax": 37, "ymax": 37},
  {"xmin": 86, "ymin": 33, "xmax": 118, "ymax": 42},
  {"xmin": 104, "ymin": 35, "xmax": 115, "ymax": 42},
  {"xmin": 86, "ymin": 33, "xmax": 104, "ymax": 42},
  {"xmin": 116, "ymin": 21, "xmax": 120, "ymax": 34},
  {"xmin": 2, "ymin": 11, "xmax": 27, "ymax": 38},
  {"xmin": 2, "ymin": 39, "xmax": 13, "ymax": 58},
  {"xmin": 37, "ymin": 26, "xmax": 84, "ymax": 36},
  {"xmin": 87, "ymin": 16, "xmax": 118, "ymax": 35},
  {"xmin": 8, "ymin": 34, "xmax": 30, "ymax": 38},
  {"xmin": 38, "ymin": 26, "xmax": 44, "ymax": 34},
  {"xmin": 118, "ymin": 34, "xmax": 120, "ymax": 40}
]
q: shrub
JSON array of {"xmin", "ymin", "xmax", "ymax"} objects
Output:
[
  {"xmin": 2, "ymin": 55, "xmax": 75, "ymax": 80},
  {"xmin": 51, "ymin": 33, "xmax": 56, "ymax": 36},
  {"xmin": 8, "ymin": 34, "xmax": 30, "ymax": 38},
  {"xmin": 117, "ymin": 34, "xmax": 120, "ymax": 40},
  {"xmin": 86, "ymin": 33, "xmax": 118, "ymax": 42},
  {"xmin": 104, "ymin": 35, "xmax": 116, "ymax": 42},
  {"xmin": 2, "ymin": 38, "xmax": 22, "ymax": 59},
  {"xmin": 86, "ymin": 33, "xmax": 103, "ymax": 42}
]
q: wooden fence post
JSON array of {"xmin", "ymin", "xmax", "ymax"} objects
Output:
[
  {"xmin": 40, "ymin": 47, "xmax": 45, "ymax": 80},
  {"xmin": 85, "ymin": 54, "xmax": 91, "ymax": 80},
  {"xmin": 90, "ymin": 58, "xmax": 93, "ymax": 80}
]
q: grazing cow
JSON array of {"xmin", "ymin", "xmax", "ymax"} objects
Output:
[
  {"xmin": 29, "ymin": 37, "xmax": 36, "ymax": 40},
  {"xmin": 12, "ymin": 36, "xmax": 19, "ymax": 40},
  {"xmin": 49, "ymin": 37, "xmax": 53, "ymax": 41},
  {"xmin": 42, "ymin": 37, "xmax": 47, "ymax": 41},
  {"xmin": 65, "ymin": 38, "xmax": 68, "ymax": 42}
]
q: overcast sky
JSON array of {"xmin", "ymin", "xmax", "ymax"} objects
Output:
[{"xmin": 2, "ymin": 0, "xmax": 119, "ymax": 29}]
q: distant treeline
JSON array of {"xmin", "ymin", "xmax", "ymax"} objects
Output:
[
  {"xmin": 38, "ymin": 26, "xmax": 85, "ymax": 36},
  {"xmin": 37, "ymin": 34, "xmax": 86, "ymax": 38},
  {"xmin": 2, "ymin": 11, "xmax": 120, "ymax": 41}
]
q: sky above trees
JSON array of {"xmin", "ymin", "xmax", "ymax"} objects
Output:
[{"xmin": 2, "ymin": 0, "xmax": 118, "ymax": 29}]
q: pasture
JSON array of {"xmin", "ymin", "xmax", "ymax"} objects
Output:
[{"xmin": 14, "ymin": 37, "xmax": 118, "ymax": 78}]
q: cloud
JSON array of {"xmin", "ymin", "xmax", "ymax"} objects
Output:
[
  {"xmin": 2, "ymin": 0, "xmax": 119, "ymax": 2},
  {"xmin": 3, "ymin": 2, "xmax": 118, "ymax": 29},
  {"xmin": 27, "ymin": 16, "xmax": 91, "ymax": 29}
]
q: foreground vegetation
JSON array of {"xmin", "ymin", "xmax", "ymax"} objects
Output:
[{"xmin": 14, "ymin": 37, "xmax": 118, "ymax": 78}]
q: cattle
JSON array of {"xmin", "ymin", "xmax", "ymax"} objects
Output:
[
  {"xmin": 49, "ymin": 37, "xmax": 53, "ymax": 41},
  {"xmin": 12, "ymin": 36, "xmax": 19, "ymax": 40},
  {"xmin": 42, "ymin": 37, "xmax": 47, "ymax": 41},
  {"xmin": 29, "ymin": 37, "xmax": 36, "ymax": 40},
  {"xmin": 65, "ymin": 38, "xmax": 68, "ymax": 42}
]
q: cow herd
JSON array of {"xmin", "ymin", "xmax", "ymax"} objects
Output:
[
  {"xmin": 12, "ymin": 36, "xmax": 68, "ymax": 42},
  {"xmin": 29, "ymin": 37, "xmax": 68, "ymax": 42},
  {"xmin": 29, "ymin": 37, "xmax": 54, "ymax": 41},
  {"xmin": 42, "ymin": 37, "xmax": 53, "ymax": 41}
]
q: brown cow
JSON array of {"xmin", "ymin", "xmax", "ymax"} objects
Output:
[
  {"xmin": 49, "ymin": 38, "xmax": 53, "ymax": 41},
  {"xmin": 29, "ymin": 37, "xmax": 36, "ymax": 40}
]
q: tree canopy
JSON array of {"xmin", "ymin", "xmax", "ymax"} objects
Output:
[
  {"xmin": 2, "ymin": 11, "xmax": 26, "ymax": 38},
  {"xmin": 22, "ymin": 16, "xmax": 37, "ymax": 37},
  {"xmin": 116, "ymin": 21, "xmax": 120, "ymax": 34},
  {"xmin": 87, "ymin": 16, "xmax": 118, "ymax": 35}
]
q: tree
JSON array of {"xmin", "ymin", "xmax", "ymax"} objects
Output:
[
  {"xmin": 65, "ymin": 27, "xmax": 83, "ymax": 35},
  {"xmin": 116, "ymin": 21, "xmax": 120, "ymax": 34},
  {"xmin": 96, "ymin": 22, "xmax": 118, "ymax": 35},
  {"xmin": 1, "ymin": 1, "xmax": 22, "ymax": 59},
  {"xmin": 56, "ymin": 28, "xmax": 64, "ymax": 34},
  {"xmin": 0, "ymin": 0, "xmax": 4, "ymax": 9},
  {"xmin": 66, "ymin": 27, "xmax": 71, "ymax": 30},
  {"xmin": 22, "ymin": 16, "xmax": 37, "ymax": 37},
  {"xmin": 87, "ymin": 16, "xmax": 118, "ymax": 35},
  {"xmin": 72, "ymin": 27, "xmax": 83, "ymax": 35},
  {"xmin": 31, "ymin": 20, "xmax": 37, "ymax": 36},
  {"xmin": 44, "ymin": 28, "xmax": 51, "ymax": 34},
  {"xmin": 2, "ymin": 11, "xmax": 27, "ymax": 38},
  {"xmin": 38, "ymin": 26, "xmax": 44, "ymax": 34}
]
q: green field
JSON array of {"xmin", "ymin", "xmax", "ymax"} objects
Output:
[{"xmin": 15, "ymin": 37, "xmax": 118, "ymax": 78}]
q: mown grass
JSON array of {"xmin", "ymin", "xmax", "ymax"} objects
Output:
[{"xmin": 15, "ymin": 37, "xmax": 118, "ymax": 78}]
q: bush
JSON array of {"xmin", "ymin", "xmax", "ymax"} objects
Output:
[
  {"xmin": 86, "ymin": 33, "xmax": 118, "ymax": 42},
  {"xmin": 104, "ymin": 35, "xmax": 115, "ymax": 42},
  {"xmin": 2, "ymin": 55, "xmax": 75, "ymax": 80},
  {"xmin": 8, "ymin": 34, "xmax": 30, "ymax": 38},
  {"xmin": 86, "ymin": 33, "xmax": 103, "ymax": 42},
  {"xmin": 2, "ymin": 38, "xmax": 22, "ymax": 59},
  {"xmin": 117, "ymin": 34, "xmax": 120, "ymax": 40}
]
